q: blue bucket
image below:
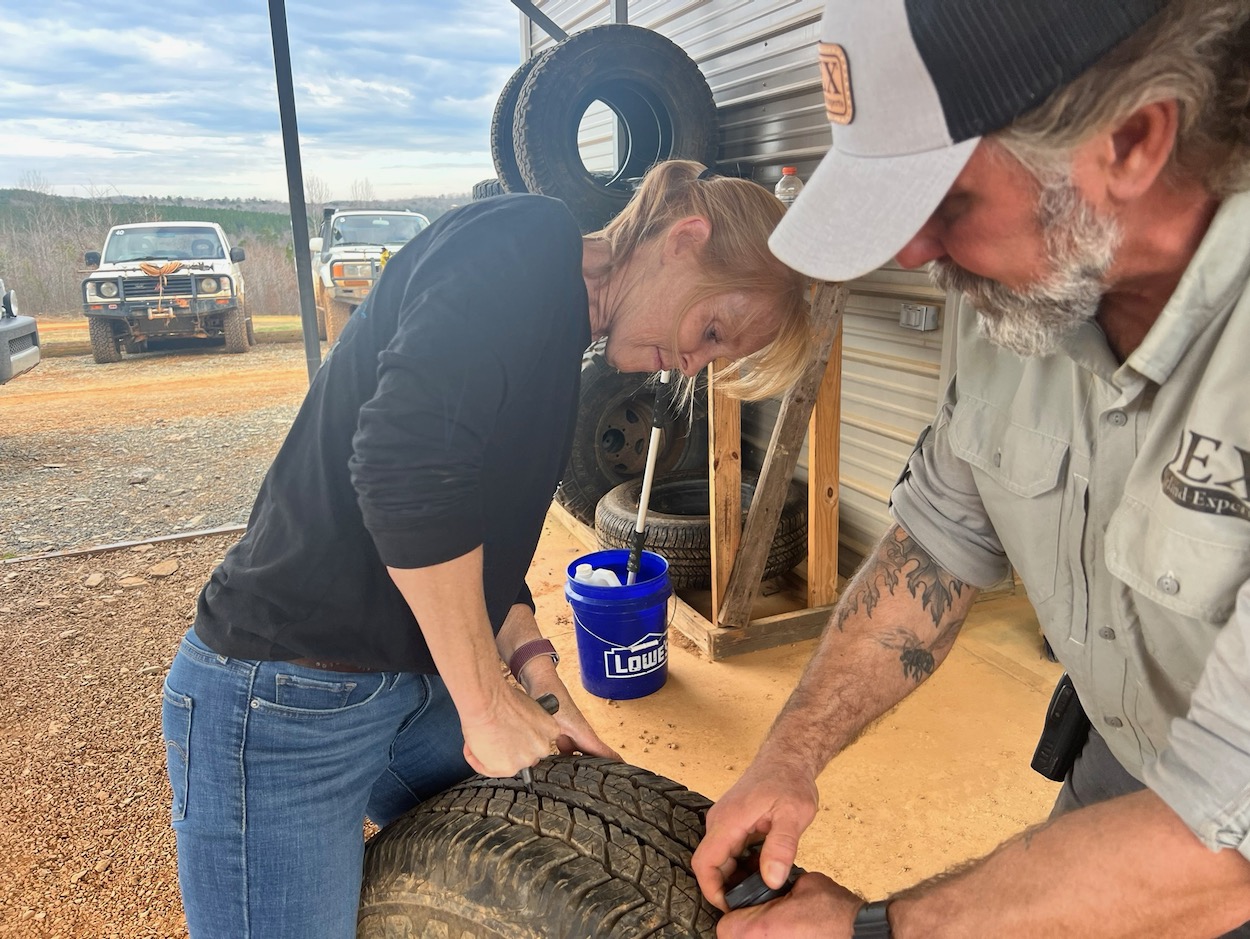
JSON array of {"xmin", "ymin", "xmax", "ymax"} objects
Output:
[{"xmin": 565, "ymin": 549, "xmax": 672, "ymax": 700}]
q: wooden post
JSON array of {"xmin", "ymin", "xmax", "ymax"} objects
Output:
[
  {"xmin": 716, "ymin": 283, "xmax": 849, "ymax": 629},
  {"xmin": 707, "ymin": 360, "xmax": 742, "ymax": 624},
  {"xmin": 807, "ymin": 313, "xmax": 842, "ymax": 606}
]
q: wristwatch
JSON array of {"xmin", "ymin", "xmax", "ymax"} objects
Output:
[{"xmin": 852, "ymin": 900, "xmax": 892, "ymax": 938}]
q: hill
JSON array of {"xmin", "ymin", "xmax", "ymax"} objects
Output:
[{"xmin": 0, "ymin": 188, "xmax": 469, "ymax": 244}]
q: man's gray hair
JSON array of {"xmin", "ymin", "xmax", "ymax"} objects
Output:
[{"xmin": 995, "ymin": 0, "xmax": 1250, "ymax": 196}]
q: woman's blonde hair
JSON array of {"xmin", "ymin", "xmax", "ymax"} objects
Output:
[
  {"xmin": 585, "ymin": 160, "xmax": 811, "ymax": 401},
  {"xmin": 995, "ymin": 0, "xmax": 1250, "ymax": 196}
]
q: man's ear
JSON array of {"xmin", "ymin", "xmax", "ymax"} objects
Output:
[
  {"xmin": 665, "ymin": 215, "xmax": 712, "ymax": 259},
  {"xmin": 1103, "ymin": 99, "xmax": 1180, "ymax": 203}
]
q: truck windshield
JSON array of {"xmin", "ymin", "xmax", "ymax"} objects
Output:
[
  {"xmin": 332, "ymin": 215, "xmax": 428, "ymax": 247},
  {"xmin": 102, "ymin": 227, "xmax": 226, "ymax": 263}
]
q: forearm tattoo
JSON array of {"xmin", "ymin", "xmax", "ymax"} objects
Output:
[{"xmin": 834, "ymin": 527, "xmax": 968, "ymax": 683}]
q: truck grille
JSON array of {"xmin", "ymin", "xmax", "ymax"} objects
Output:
[
  {"xmin": 124, "ymin": 275, "xmax": 195, "ymax": 298},
  {"xmin": 9, "ymin": 332, "xmax": 35, "ymax": 354}
]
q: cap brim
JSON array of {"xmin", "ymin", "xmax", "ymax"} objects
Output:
[{"xmin": 769, "ymin": 137, "xmax": 980, "ymax": 283}]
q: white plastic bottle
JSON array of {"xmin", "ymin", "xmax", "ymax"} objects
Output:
[{"xmin": 774, "ymin": 166, "xmax": 803, "ymax": 207}]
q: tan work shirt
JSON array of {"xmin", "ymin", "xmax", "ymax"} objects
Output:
[{"xmin": 890, "ymin": 190, "xmax": 1250, "ymax": 860}]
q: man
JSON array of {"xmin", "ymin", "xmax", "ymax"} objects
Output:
[{"xmin": 691, "ymin": 0, "xmax": 1250, "ymax": 936}]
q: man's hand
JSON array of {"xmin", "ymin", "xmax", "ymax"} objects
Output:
[
  {"xmin": 693, "ymin": 758, "xmax": 821, "ymax": 911},
  {"xmin": 717, "ymin": 872, "xmax": 864, "ymax": 938}
]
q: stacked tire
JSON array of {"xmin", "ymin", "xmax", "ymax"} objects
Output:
[
  {"xmin": 481, "ymin": 25, "xmax": 720, "ymax": 231},
  {"xmin": 555, "ymin": 354, "xmax": 707, "ymax": 525}
]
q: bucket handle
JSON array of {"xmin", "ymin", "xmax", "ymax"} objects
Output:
[{"xmin": 572, "ymin": 596, "xmax": 678, "ymax": 648}]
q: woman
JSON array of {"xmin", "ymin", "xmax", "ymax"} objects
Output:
[{"xmin": 161, "ymin": 159, "xmax": 810, "ymax": 938}]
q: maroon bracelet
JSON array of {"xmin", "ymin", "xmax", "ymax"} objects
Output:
[{"xmin": 508, "ymin": 638, "xmax": 560, "ymax": 682}]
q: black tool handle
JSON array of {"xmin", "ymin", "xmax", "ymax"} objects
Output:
[{"xmin": 724, "ymin": 846, "xmax": 805, "ymax": 910}]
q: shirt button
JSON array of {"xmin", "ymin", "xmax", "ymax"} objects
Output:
[
  {"xmin": 1098, "ymin": 626, "xmax": 1116, "ymax": 640},
  {"xmin": 1104, "ymin": 717, "xmax": 1124, "ymax": 728},
  {"xmin": 1107, "ymin": 410, "xmax": 1128, "ymax": 426},
  {"xmin": 1157, "ymin": 575, "xmax": 1180, "ymax": 595},
  {"xmin": 993, "ymin": 451, "xmax": 1002, "ymax": 467}
]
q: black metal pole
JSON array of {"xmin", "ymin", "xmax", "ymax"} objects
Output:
[{"xmin": 267, "ymin": 0, "xmax": 321, "ymax": 383}]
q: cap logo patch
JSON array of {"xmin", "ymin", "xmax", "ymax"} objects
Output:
[{"xmin": 819, "ymin": 42, "xmax": 853, "ymax": 125}]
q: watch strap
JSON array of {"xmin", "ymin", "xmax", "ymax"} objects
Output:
[
  {"xmin": 508, "ymin": 638, "xmax": 560, "ymax": 682},
  {"xmin": 852, "ymin": 900, "xmax": 892, "ymax": 938}
]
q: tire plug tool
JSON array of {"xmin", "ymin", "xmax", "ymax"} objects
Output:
[
  {"xmin": 518, "ymin": 692, "xmax": 560, "ymax": 794},
  {"xmin": 724, "ymin": 844, "xmax": 805, "ymax": 910},
  {"xmin": 627, "ymin": 369, "xmax": 672, "ymax": 585}
]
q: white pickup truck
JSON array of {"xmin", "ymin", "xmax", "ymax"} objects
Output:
[
  {"xmin": 310, "ymin": 208, "xmax": 429, "ymax": 343},
  {"xmin": 81, "ymin": 221, "xmax": 250, "ymax": 364},
  {"xmin": 0, "ymin": 278, "xmax": 39, "ymax": 383}
]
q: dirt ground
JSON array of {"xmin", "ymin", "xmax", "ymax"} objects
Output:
[{"xmin": 1, "ymin": 336, "xmax": 1064, "ymax": 936}]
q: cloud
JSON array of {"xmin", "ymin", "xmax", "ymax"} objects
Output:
[{"xmin": 0, "ymin": 0, "xmax": 523, "ymax": 199}]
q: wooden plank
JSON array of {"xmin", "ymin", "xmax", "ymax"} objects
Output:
[
  {"xmin": 709, "ymin": 605, "xmax": 834, "ymax": 658},
  {"xmin": 807, "ymin": 314, "xmax": 843, "ymax": 606},
  {"xmin": 717, "ymin": 283, "xmax": 850, "ymax": 629},
  {"xmin": 707, "ymin": 359, "xmax": 742, "ymax": 624}
]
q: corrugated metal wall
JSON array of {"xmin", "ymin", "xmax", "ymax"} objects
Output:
[{"xmin": 520, "ymin": 0, "xmax": 958, "ymax": 571}]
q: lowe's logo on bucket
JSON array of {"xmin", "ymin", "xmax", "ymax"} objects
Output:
[{"xmin": 602, "ymin": 632, "xmax": 667, "ymax": 679}]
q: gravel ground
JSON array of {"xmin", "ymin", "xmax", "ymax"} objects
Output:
[
  {"xmin": 1, "ymin": 343, "xmax": 308, "ymax": 937},
  {"xmin": 0, "ymin": 535, "xmax": 234, "ymax": 939},
  {"xmin": 2, "ymin": 343, "xmax": 307, "ymax": 558}
]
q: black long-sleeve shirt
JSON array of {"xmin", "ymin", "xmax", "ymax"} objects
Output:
[{"xmin": 195, "ymin": 195, "xmax": 590, "ymax": 671}]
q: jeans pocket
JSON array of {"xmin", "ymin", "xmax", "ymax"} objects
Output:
[
  {"xmin": 251, "ymin": 667, "xmax": 387, "ymax": 717},
  {"xmin": 161, "ymin": 685, "xmax": 193, "ymax": 823}
]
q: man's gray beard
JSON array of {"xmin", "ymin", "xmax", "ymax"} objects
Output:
[{"xmin": 929, "ymin": 176, "xmax": 1122, "ymax": 358}]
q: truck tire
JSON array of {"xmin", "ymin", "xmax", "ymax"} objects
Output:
[
  {"xmin": 513, "ymin": 25, "xmax": 719, "ymax": 232},
  {"xmin": 471, "ymin": 178, "xmax": 507, "ymax": 200},
  {"xmin": 490, "ymin": 52, "xmax": 549, "ymax": 193},
  {"xmin": 357, "ymin": 757, "xmax": 718, "ymax": 938},
  {"xmin": 222, "ymin": 308, "xmax": 249, "ymax": 354},
  {"xmin": 88, "ymin": 318, "xmax": 122, "ymax": 364},
  {"xmin": 594, "ymin": 471, "xmax": 808, "ymax": 590},
  {"xmin": 246, "ymin": 316, "xmax": 256, "ymax": 346},
  {"xmin": 326, "ymin": 299, "xmax": 353, "ymax": 345},
  {"xmin": 313, "ymin": 282, "xmax": 329, "ymax": 341},
  {"xmin": 555, "ymin": 354, "xmax": 707, "ymax": 525}
]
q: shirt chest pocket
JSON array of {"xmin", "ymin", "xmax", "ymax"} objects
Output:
[
  {"xmin": 948, "ymin": 397, "xmax": 1077, "ymax": 611},
  {"xmin": 1106, "ymin": 497, "xmax": 1249, "ymax": 626}
]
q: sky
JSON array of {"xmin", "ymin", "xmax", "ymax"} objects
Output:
[{"xmin": 0, "ymin": 0, "xmax": 527, "ymax": 201}]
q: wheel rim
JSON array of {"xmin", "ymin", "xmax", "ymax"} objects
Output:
[{"xmin": 595, "ymin": 398, "xmax": 658, "ymax": 477}]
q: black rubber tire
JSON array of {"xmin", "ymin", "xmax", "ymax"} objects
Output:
[
  {"xmin": 595, "ymin": 471, "xmax": 808, "ymax": 590},
  {"xmin": 513, "ymin": 25, "xmax": 719, "ymax": 232},
  {"xmin": 326, "ymin": 299, "xmax": 353, "ymax": 345},
  {"xmin": 471, "ymin": 178, "xmax": 507, "ymax": 200},
  {"xmin": 245, "ymin": 315, "xmax": 256, "ymax": 346},
  {"xmin": 314, "ymin": 282, "xmax": 328, "ymax": 341},
  {"xmin": 358, "ymin": 757, "xmax": 718, "ymax": 938},
  {"xmin": 87, "ymin": 317, "xmax": 122, "ymax": 364},
  {"xmin": 490, "ymin": 52, "xmax": 550, "ymax": 193},
  {"xmin": 555, "ymin": 354, "xmax": 707, "ymax": 525},
  {"xmin": 222, "ymin": 308, "xmax": 249, "ymax": 354}
]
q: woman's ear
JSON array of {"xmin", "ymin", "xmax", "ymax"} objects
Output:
[
  {"xmin": 664, "ymin": 216, "xmax": 712, "ymax": 259},
  {"xmin": 1100, "ymin": 99, "xmax": 1180, "ymax": 204}
]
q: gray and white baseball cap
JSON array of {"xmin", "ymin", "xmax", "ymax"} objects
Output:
[{"xmin": 769, "ymin": 0, "xmax": 1168, "ymax": 282}]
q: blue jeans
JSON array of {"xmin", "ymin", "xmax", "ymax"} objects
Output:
[{"xmin": 161, "ymin": 627, "xmax": 472, "ymax": 939}]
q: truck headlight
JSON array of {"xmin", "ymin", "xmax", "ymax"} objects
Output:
[
  {"xmin": 197, "ymin": 276, "xmax": 219, "ymax": 294},
  {"xmin": 97, "ymin": 281, "xmax": 119, "ymax": 299},
  {"xmin": 332, "ymin": 262, "xmax": 372, "ymax": 280}
]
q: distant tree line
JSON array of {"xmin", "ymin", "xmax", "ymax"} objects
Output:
[{"xmin": 0, "ymin": 178, "xmax": 467, "ymax": 318}]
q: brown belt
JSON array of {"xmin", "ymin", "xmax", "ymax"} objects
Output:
[{"xmin": 288, "ymin": 657, "xmax": 378, "ymax": 674}]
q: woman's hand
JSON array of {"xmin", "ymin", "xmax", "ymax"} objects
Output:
[{"xmin": 457, "ymin": 679, "xmax": 562, "ymax": 777}]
